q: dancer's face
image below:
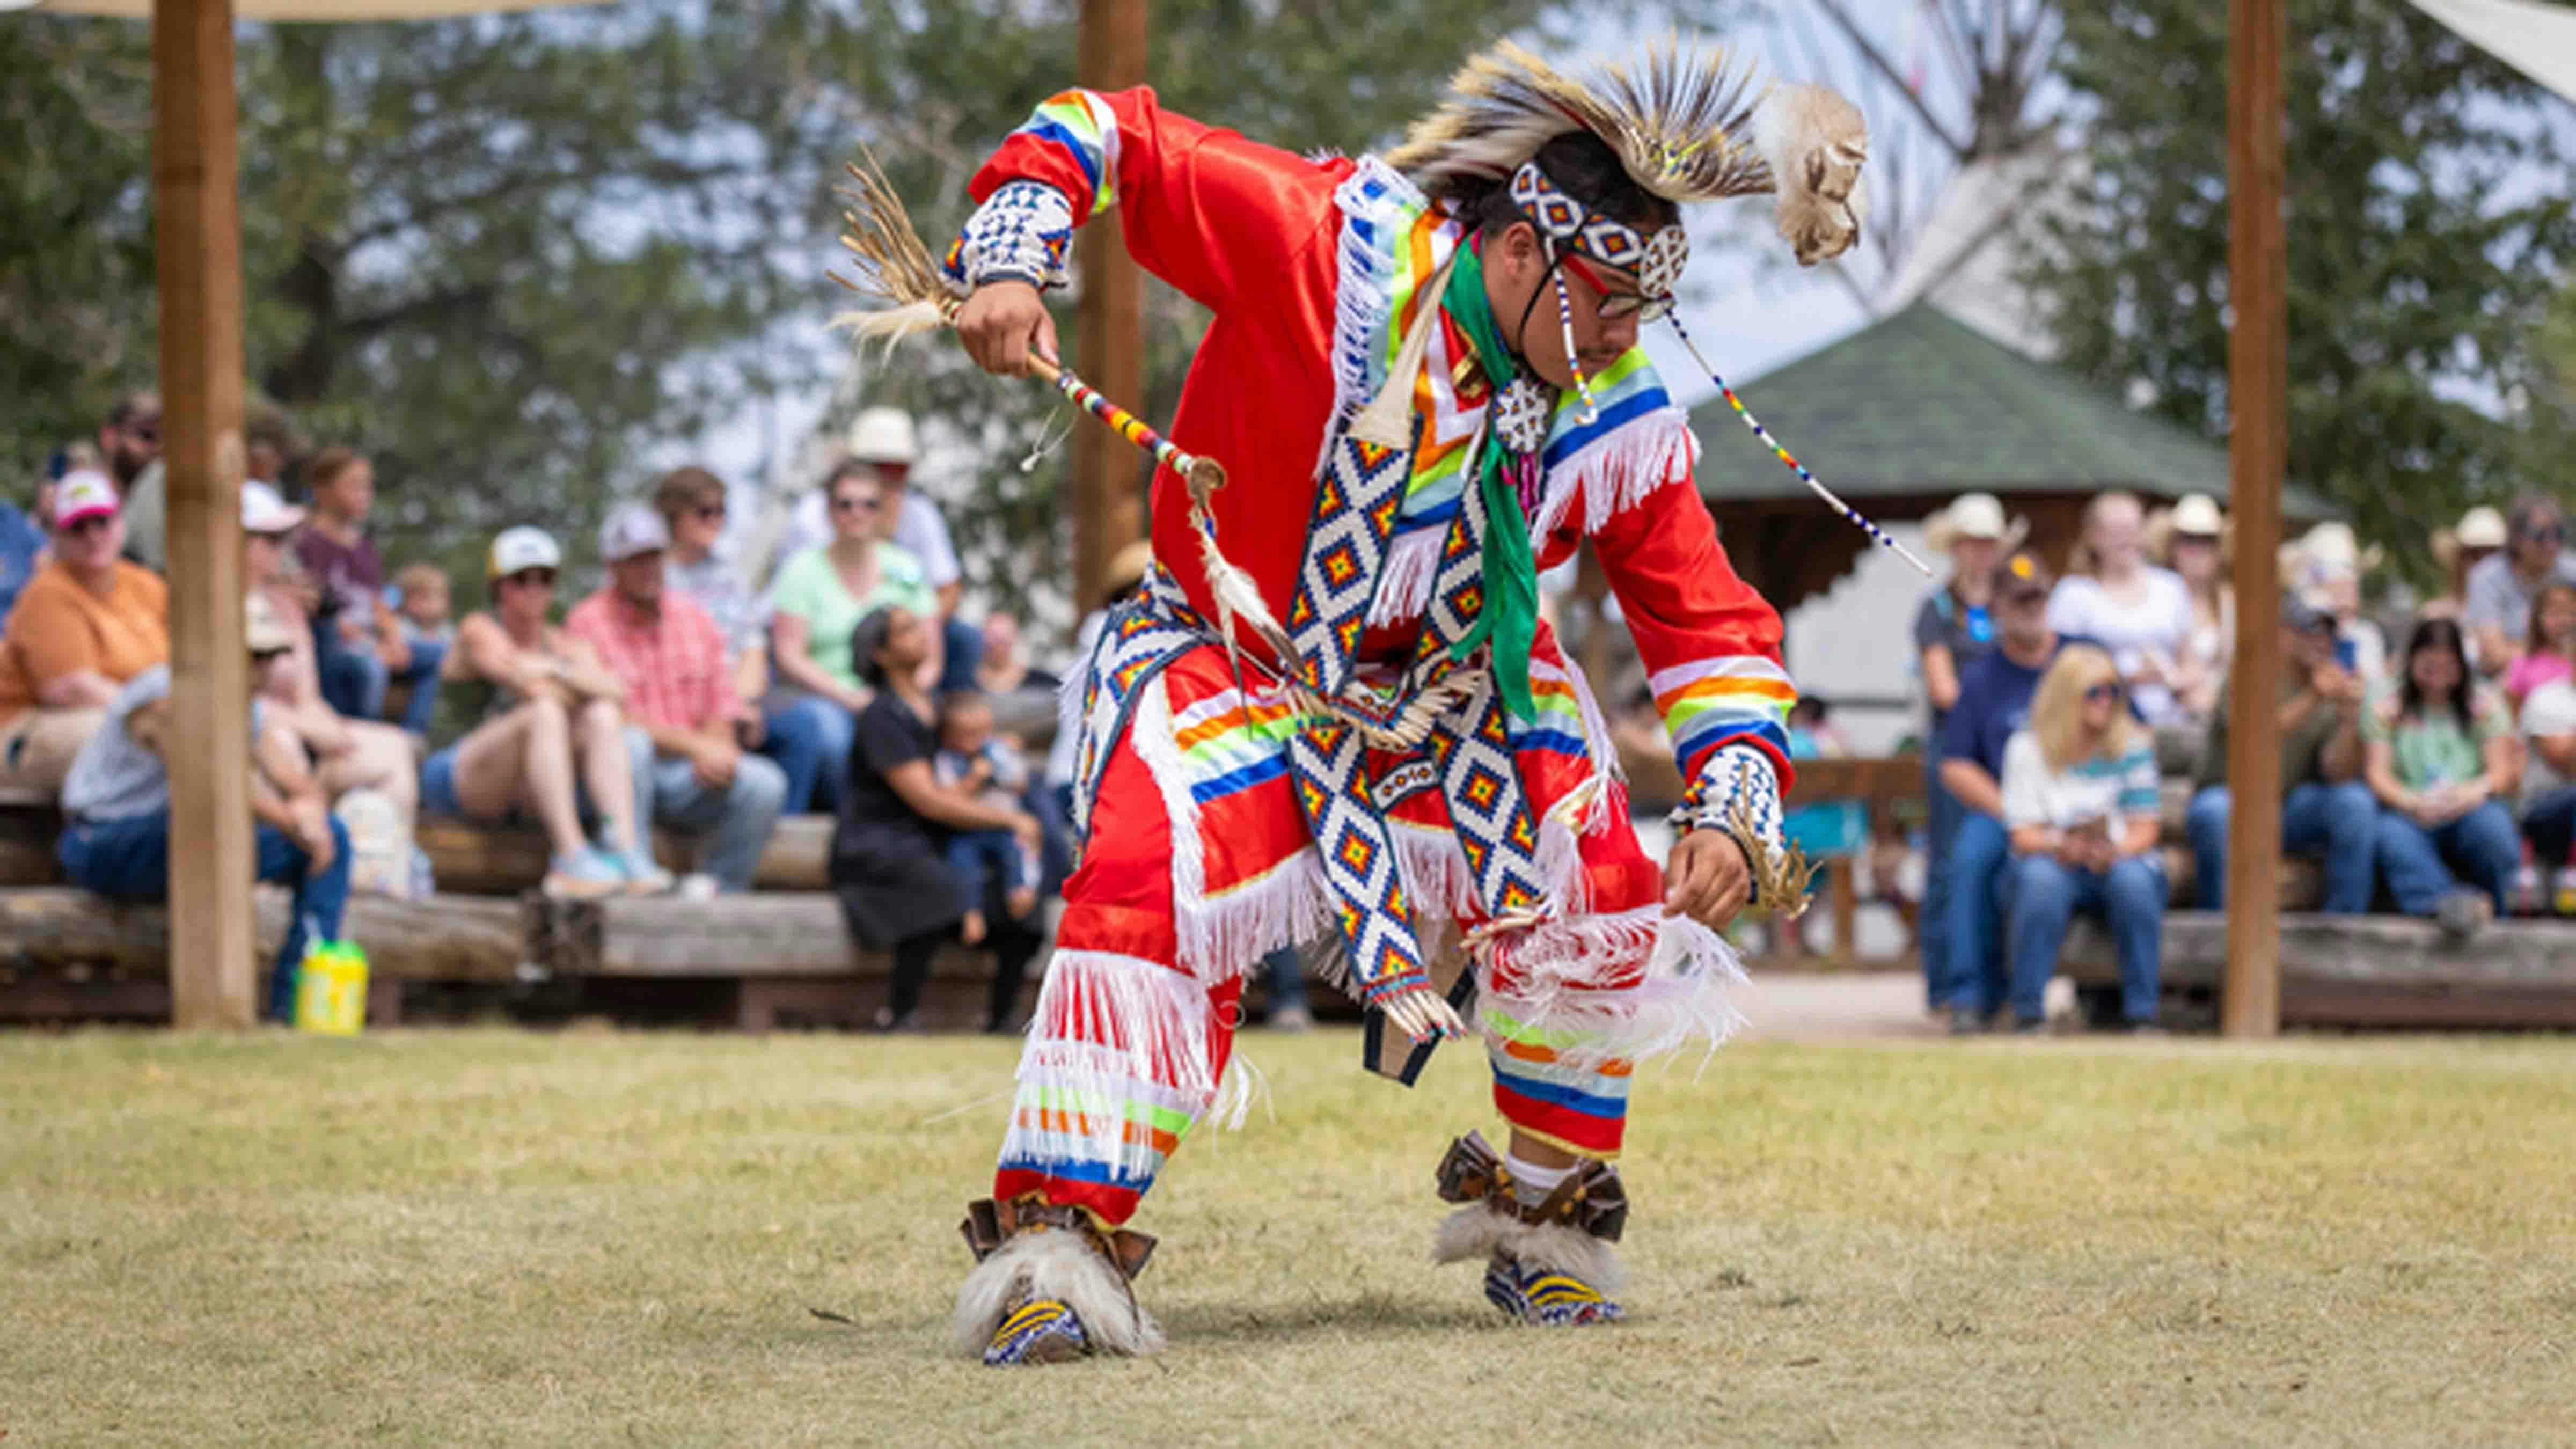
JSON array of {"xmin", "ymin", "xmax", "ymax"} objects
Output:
[{"xmin": 1481, "ymin": 221, "xmax": 1644, "ymax": 393}]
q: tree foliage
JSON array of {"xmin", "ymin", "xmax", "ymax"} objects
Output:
[{"xmin": 2030, "ymin": 1, "xmax": 2576, "ymax": 569}]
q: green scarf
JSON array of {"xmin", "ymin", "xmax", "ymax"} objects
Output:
[{"xmin": 1442, "ymin": 240, "xmax": 1543, "ymax": 721}]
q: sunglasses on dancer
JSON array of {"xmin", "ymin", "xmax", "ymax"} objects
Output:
[{"xmin": 1558, "ymin": 252, "xmax": 1672, "ymax": 324}]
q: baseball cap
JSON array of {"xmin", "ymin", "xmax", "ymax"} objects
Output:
[
  {"xmin": 486, "ymin": 526, "xmax": 562, "ymax": 579},
  {"xmin": 240, "ymin": 480, "xmax": 305, "ymax": 535},
  {"xmin": 245, "ymin": 590, "xmax": 296, "ymax": 654},
  {"xmin": 52, "ymin": 470, "xmax": 120, "ymax": 529},
  {"xmin": 598, "ymin": 503, "xmax": 670, "ymax": 564},
  {"xmin": 1990, "ymin": 550, "xmax": 2054, "ymax": 599}
]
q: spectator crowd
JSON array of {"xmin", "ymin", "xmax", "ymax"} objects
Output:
[
  {"xmin": 1912, "ymin": 487, "xmax": 2576, "ymax": 1035},
  {"xmin": 4, "ymin": 397, "xmax": 1101, "ymax": 1031}
]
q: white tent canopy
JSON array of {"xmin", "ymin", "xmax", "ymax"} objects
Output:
[{"xmin": 2412, "ymin": 0, "xmax": 2576, "ymax": 104}]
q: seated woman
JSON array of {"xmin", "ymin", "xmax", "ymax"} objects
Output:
[
  {"xmin": 2364, "ymin": 617, "xmax": 2519, "ymax": 934},
  {"xmin": 241, "ymin": 482, "xmax": 421, "ymax": 896},
  {"xmin": 419, "ymin": 527, "xmax": 664, "ymax": 900},
  {"xmin": 1998, "ymin": 645, "xmax": 2167, "ymax": 1033},
  {"xmin": 831, "ymin": 604, "xmax": 1048, "ymax": 1034},
  {"xmin": 763, "ymin": 462, "xmax": 939, "ymax": 815}
]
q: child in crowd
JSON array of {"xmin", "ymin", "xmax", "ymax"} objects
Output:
[
  {"xmin": 2507, "ymin": 583, "xmax": 2576, "ymax": 710},
  {"xmin": 934, "ymin": 690, "xmax": 1039, "ymax": 945},
  {"xmin": 391, "ymin": 562, "xmax": 455, "ymax": 654}
]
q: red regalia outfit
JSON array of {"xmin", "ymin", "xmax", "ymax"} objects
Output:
[{"xmin": 938, "ymin": 41, "xmax": 1872, "ymax": 1363}]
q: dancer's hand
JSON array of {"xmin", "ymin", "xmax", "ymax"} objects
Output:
[
  {"xmin": 1664, "ymin": 830, "xmax": 1752, "ymax": 927},
  {"xmin": 956, "ymin": 281, "xmax": 1060, "ymax": 378}
]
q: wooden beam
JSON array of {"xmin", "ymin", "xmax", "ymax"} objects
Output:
[
  {"xmin": 2222, "ymin": 0, "xmax": 2287, "ymax": 1038},
  {"xmin": 1071, "ymin": 0, "xmax": 1148, "ymax": 608},
  {"xmin": 0, "ymin": 887, "xmax": 523, "ymax": 981},
  {"xmin": 154, "ymin": 0, "xmax": 255, "ymax": 1028}
]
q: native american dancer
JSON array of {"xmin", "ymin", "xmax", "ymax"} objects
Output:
[{"xmin": 932, "ymin": 40, "xmax": 1869, "ymax": 1363}]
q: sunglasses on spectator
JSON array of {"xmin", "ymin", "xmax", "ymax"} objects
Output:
[
  {"xmin": 2527, "ymin": 525, "xmax": 2566, "ymax": 544},
  {"xmin": 691, "ymin": 504, "xmax": 726, "ymax": 522},
  {"xmin": 2084, "ymin": 683, "xmax": 2125, "ymax": 704},
  {"xmin": 250, "ymin": 647, "xmax": 290, "ymax": 664},
  {"xmin": 832, "ymin": 494, "xmax": 881, "ymax": 513},
  {"xmin": 2003, "ymin": 588, "xmax": 2048, "ymax": 606},
  {"xmin": 125, "ymin": 421, "xmax": 161, "ymax": 445},
  {"xmin": 63, "ymin": 516, "xmax": 117, "ymax": 537},
  {"xmin": 502, "ymin": 568, "xmax": 557, "ymax": 588}
]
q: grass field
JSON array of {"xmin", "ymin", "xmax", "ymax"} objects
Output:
[{"xmin": 4, "ymin": 1025, "xmax": 2574, "ymax": 1446}]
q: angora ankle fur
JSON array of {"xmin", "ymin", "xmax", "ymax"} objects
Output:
[
  {"xmin": 948, "ymin": 1227, "xmax": 1166, "ymax": 1359},
  {"xmin": 1430, "ymin": 1203, "xmax": 1628, "ymax": 1297}
]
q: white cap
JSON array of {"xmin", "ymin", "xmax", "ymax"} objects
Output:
[
  {"xmin": 240, "ymin": 480, "xmax": 306, "ymax": 535},
  {"xmin": 52, "ymin": 469, "xmax": 120, "ymax": 529},
  {"xmin": 598, "ymin": 503, "xmax": 670, "ymax": 563},
  {"xmin": 2169, "ymin": 493, "xmax": 2224, "ymax": 538},
  {"xmin": 2457, "ymin": 506, "xmax": 2508, "ymax": 550},
  {"xmin": 486, "ymin": 525, "xmax": 562, "ymax": 579},
  {"xmin": 845, "ymin": 407, "xmax": 918, "ymax": 465}
]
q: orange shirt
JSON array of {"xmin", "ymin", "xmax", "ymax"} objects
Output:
[{"xmin": 0, "ymin": 561, "xmax": 171, "ymax": 727}]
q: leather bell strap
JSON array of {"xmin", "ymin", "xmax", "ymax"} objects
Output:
[
  {"xmin": 961, "ymin": 1194, "xmax": 1160, "ymax": 1281},
  {"xmin": 1433, "ymin": 1129, "xmax": 1630, "ymax": 1243}
]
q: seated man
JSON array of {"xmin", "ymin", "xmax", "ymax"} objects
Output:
[
  {"xmin": 0, "ymin": 471, "xmax": 169, "ymax": 796},
  {"xmin": 566, "ymin": 506, "xmax": 787, "ymax": 893},
  {"xmin": 54, "ymin": 594, "xmax": 350, "ymax": 1023},
  {"xmin": 2185, "ymin": 595, "xmax": 2375, "ymax": 913},
  {"xmin": 1936, "ymin": 550, "xmax": 2091, "ymax": 1033}
]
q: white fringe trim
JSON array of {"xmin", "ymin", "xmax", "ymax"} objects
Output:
[
  {"xmin": 1528, "ymin": 405, "xmax": 1701, "ymax": 542},
  {"xmin": 949, "ymin": 1228, "xmax": 1165, "ymax": 1360},
  {"xmin": 1430, "ymin": 1206, "xmax": 1626, "ymax": 1297},
  {"xmin": 1366, "ymin": 528, "xmax": 1446, "ymax": 626},
  {"xmin": 1318, "ymin": 158, "xmax": 1429, "ymax": 481},
  {"xmin": 1180, "ymin": 850, "xmax": 1337, "ymax": 986},
  {"xmin": 1021, "ymin": 950, "xmax": 1222, "ymax": 1179},
  {"xmin": 1476, "ymin": 905, "xmax": 1749, "ymax": 1072}
]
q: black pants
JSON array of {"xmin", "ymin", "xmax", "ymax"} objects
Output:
[{"xmin": 883, "ymin": 904, "xmax": 1045, "ymax": 1030}]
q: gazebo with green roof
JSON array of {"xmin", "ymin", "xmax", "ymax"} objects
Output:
[{"xmin": 1688, "ymin": 301, "xmax": 2334, "ymax": 610}]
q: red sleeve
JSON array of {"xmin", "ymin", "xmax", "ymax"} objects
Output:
[
  {"xmin": 967, "ymin": 86, "xmax": 1341, "ymax": 313},
  {"xmin": 1589, "ymin": 461, "xmax": 1797, "ymax": 792}
]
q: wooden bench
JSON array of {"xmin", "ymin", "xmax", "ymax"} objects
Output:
[
  {"xmin": 2061, "ymin": 911, "xmax": 2576, "ymax": 1029},
  {"xmin": 414, "ymin": 814, "xmax": 835, "ymax": 895}
]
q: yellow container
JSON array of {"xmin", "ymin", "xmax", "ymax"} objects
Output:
[{"xmin": 293, "ymin": 939, "xmax": 369, "ymax": 1036}]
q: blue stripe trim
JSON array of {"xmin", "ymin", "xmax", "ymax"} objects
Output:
[
  {"xmin": 1673, "ymin": 715, "xmax": 1790, "ymax": 758},
  {"xmin": 1510, "ymin": 727, "xmax": 1589, "ymax": 757},
  {"xmin": 996, "ymin": 1154, "xmax": 1157, "ymax": 1191},
  {"xmin": 1188, "ymin": 752, "xmax": 1291, "ymax": 803},
  {"xmin": 1021, "ymin": 118, "xmax": 1104, "ymax": 199},
  {"xmin": 1542, "ymin": 387, "xmax": 1671, "ymax": 469},
  {"xmin": 1494, "ymin": 1066, "xmax": 1631, "ymax": 1118}
]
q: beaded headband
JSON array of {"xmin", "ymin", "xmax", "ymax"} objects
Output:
[{"xmin": 1506, "ymin": 160, "xmax": 1686, "ymax": 308}]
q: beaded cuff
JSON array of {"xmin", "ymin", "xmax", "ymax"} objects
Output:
[
  {"xmin": 942, "ymin": 180, "xmax": 1076, "ymax": 294},
  {"xmin": 1668, "ymin": 741, "xmax": 1812, "ymax": 914}
]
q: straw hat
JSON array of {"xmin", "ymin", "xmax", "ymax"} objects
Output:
[
  {"xmin": 2292, "ymin": 520, "xmax": 2382, "ymax": 575},
  {"xmin": 2144, "ymin": 492, "xmax": 2226, "ymax": 564},
  {"xmin": 1922, "ymin": 492, "xmax": 2027, "ymax": 555}
]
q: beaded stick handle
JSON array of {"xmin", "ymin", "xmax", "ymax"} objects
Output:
[
  {"xmin": 1666, "ymin": 314, "xmax": 1933, "ymax": 579},
  {"xmin": 1022, "ymin": 353, "xmax": 1228, "ymax": 502}
]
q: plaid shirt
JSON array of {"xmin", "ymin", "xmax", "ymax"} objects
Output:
[{"xmin": 565, "ymin": 589, "xmax": 740, "ymax": 733}]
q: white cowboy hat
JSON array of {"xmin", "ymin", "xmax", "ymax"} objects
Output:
[
  {"xmin": 845, "ymin": 407, "xmax": 918, "ymax": 466},
  {"xmin": 1922, "ymin": 492, "xmax": 2026, "ymax": 555},
  {"xmin": 2456, "ymin": 506, "xmax": 2508, "ymax": 551}
]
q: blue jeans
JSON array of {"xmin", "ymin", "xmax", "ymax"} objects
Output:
[
  {"xmin": 625, "ymin": 727, "xmax": 788, "ymax": 891},
  {"xmin": 1942, "ymin": 811, "xmax": 2012, "ymax": 1015},
  {"xmin": 2004, "ymin": 853, "xmax": 2165, "ymax": 1025},
  {"xmin": 2524, "ymin": 785, "xmax": 2576, "ymax": 866},
  {"xmin": 314, "ymin": 625, "xmax": 389, "ymax": 722},
  {"xmin": 945, "ymin": 829, "xmax": 1035, "ymax": 903},
  {"xmin": 760, "ymin": 694, "xmax": 855, "ymax": 816},
  {"xmin": 387, "ymin": 635, "xmax": 447, "ymax": 735},
  {"xmin": 939, "ymin": 614, "xmax": 983, "ymax": 694},
  {"xmin": 1918, "ymin": 755, "xmax": 1967, "ymax": 1011},
  {"xmin": 2187, "ymin": 780, "xmax": 2378, "ymax": 914},
  {"xmin": 2375, "ymin": 799, "xmax": 2520, "ymax": 916},
  {"xmin": 57, "ymin": 810, "xmax": 353, "ymax": 1023},
  {"xmin": 1262, "ymin": 944, "xmax": 1308, "ymax": 1016}
]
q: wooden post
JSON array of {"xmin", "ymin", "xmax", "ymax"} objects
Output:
[
  {"xmin": 1072, "ymin": 0, "xmax": 1148, "ymax": 609},
  {"xmin": 155, "ymin": 0, "xmax": 256, "ymax": 1028},
  {"xmin": 2222, "ymin": 0, "xmax": 2286, "ymax": 1037}
]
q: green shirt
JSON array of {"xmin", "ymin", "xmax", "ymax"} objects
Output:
[
  {"xmin": 767, "ymin": 543, "xmax": 936, "ymax": 694},
  {"xmin": 2362, "ymin": 684, "xmax": 2508, "ymax": 791},
  {"xmin": 2194, "ymin": 676, "xmax": 2352, "ymax": 796}
]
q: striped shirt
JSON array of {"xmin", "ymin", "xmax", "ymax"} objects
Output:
[
  {"xmin": 1999, "ymin": 730, "xmax": 2160, "ymax": 837},
  {"xmin": 564, "ymin": 589, "xmax": 738, "ymax": 733}
]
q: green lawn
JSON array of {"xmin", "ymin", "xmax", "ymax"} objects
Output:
[{"xmin": 4, "ymin": 1027, "xmax": 2573, "ymax": 1446}]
